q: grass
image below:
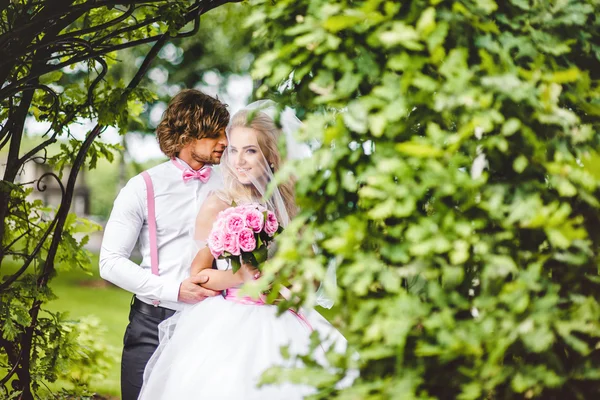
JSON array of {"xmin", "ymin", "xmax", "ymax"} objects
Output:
[{"xmin": 2, "ymin": 254, "xmax": 339, "ymax": 398}]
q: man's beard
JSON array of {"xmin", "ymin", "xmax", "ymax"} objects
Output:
[{"xmin": 191, "ymin": 149, "xmax": 221, "ymax": 165}]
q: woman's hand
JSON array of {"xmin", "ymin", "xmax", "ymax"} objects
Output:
[{"xmin": 239, "ymin": 261, "xmax": 260, "ymax": 282}]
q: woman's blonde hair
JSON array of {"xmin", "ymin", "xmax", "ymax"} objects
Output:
[
  {"xmin": 156, "ymin": 89, "xmax": 229, "ymax": 158},
  {"xmin": 224, "ymin": 110, "xmax": 297, "ymax": 222}
]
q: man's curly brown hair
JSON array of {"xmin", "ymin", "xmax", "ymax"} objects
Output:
[{"xmin": 156, "ymin": 89, "xmax": 230, "ymax": 158}]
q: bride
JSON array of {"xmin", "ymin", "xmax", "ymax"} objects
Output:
[{"xmin": 138, "ymin": 102, "xmax": 349, "ymax": 399}]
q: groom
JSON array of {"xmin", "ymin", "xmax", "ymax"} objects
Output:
[{"xmin": 99, "ymin": 89, "xmax": 230, "ymax": 400}]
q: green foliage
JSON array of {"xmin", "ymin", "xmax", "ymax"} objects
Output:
[
  {"xmin": 56, "ymin": 316, "xmax": 120, "ymax": 391},
  {"xmin": 48, "ymin": 139, "xmax": 122, "ymax": 176},
  {"xmin": 0, "ymin": 187, "xmax": 104, "ymax": 396},
  {"xmin": 248, "ymin": 0, "xmax": 600, "ymax": 398}
]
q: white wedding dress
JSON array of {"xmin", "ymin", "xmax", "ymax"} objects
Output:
[{"xmin": 138, "ymin": 261, "xmax": 349, "ymax": 400}]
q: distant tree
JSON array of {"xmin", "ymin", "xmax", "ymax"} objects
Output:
[
  {"xmin": 248, "ymin": 0, "xmax": 600, "ymax": 399},
  {"xmin": 0, "ymin": 1, "xmax": 240, "ymax": 398}
]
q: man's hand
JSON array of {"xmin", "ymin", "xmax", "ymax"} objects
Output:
[{"xmin": 178, "ymin": 274, "xmax": 220, "ymax": 304}]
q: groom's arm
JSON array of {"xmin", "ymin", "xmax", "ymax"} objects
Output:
[
  {"xmin": 196, "ymin": 269, "xmax": 245, "ymax": 291},
  {"xmin": 191, "ymin": 247, "xmax": 246, "ymax": 291},
  {"xmin": 99, "ymin": 176, "xmax": 181, "ymax": 302}
]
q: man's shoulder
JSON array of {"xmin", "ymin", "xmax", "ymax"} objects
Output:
[
  {"xmin": 143, "ymin": 159, "xmax": 172, "ymax": 176},
  {"xmin": 122, "ymin": 160, "xmax": 169, "ymax": 191},
  {"xmin": 127, "ymin": 159, "xmax": 173, "ymax": 185},
  {"xmin": 120, "ymin": 173, "xmax": 145, "ymax": 196}
]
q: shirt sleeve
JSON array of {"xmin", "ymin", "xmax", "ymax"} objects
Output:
[{"xmin": 99, "ymin": 175, "xmax": 181, "ymax": 302}]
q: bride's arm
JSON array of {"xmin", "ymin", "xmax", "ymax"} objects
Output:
[
  {"xmin": 191, "ymin": 249, "xmax": 254, "ymax": 291},
  {"xmin": 189, "ymin": 193, "xmax": 239, "ymax": 290},
  {"xmin": 191, "ymin": 193, "xmax": 257, "ymax": 291}
]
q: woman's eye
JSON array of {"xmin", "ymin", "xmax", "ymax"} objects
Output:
[
  {"xmin": 246, "ymin": 149, "xmax": 256, "ymax": 154},
  {"xmin": 230, "ymin": 149, "xmax": 237, "ymax": 154}
]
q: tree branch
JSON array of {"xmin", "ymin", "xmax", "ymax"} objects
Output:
[
  {"xmin": 17, "ymin": 56, "xmax": 108, "ymax": 168},
  {"xmin": 90, "ymin": 14, "xmax": 162, "ymax": 44},
  {"xmin": 0, "ymin": 36, "xmax": 164, "ymax": 101},
  {"xmin": 0, "ymin": 0, "xmax": 167, "ymax": 46},
  {"xmin": 0, "ymin": 98, "xmax": 15, "ymax": 148},
  {"xmin": 58, "ymin": 3, "xmax": 135, "ymax": 41},
  {"xmin": 175, "ymin": 0, "xmax": 202, "ymax": 38},
  {"xmin": 0, "ymin": 0, "xmax": 84, "ymax": 82},
  {"xmin": 0, "ymin": 0, "xmax": 222, "ymax": 101},
  {"xmin": 0, "ymin": 0, "xmax": 11, "ymax": 14},
  {"xmin": 0, "ymin": 176, "xmax": 63, "ymax": 292},
  {"xmin": 1, "ymin": 37, "xmax": 97, "ymax": 69},
  {"xmin": 0, "ymin": 339, "xmax": 22, "ymax": 388},
  {"xmin": 203, "ymin": 0, "xmax": 243, "ymax": 14},
  {"xmin": 1, "ymin": 88, "xmax": 35, "ymax": 183}
]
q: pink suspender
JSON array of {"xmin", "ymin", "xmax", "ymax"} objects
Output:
[{"xmin": 141, "ymin": 171, "xmax": 160, "ymax": 306}]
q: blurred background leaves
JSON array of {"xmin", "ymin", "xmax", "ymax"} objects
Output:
[{"xmin": 249, "ymin": 0, "xmax": 600, "ymax": 399}]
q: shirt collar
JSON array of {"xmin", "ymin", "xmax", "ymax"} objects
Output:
[{"xmin": 173, "ymin": 157, "xmax": 211, "ymax": 172}]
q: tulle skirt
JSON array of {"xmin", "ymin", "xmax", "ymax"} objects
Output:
[{"xmin": 138, "ymin": 295, "xmax": 348, "ymax": 399}]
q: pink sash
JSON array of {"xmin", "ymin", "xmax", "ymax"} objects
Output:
[{"xmin": 224, "ymin": 288, "xmax": 314, "ymax": 332}]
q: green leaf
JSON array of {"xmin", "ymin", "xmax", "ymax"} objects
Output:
[
  {"xmin": 416, "ymin": 8, "xmax": 436, "ymax": 36},
  {"xmin": 396, "ymin": 142, "xmax": 443, "ymax": 157},
  {"xmin": 513, "ymin": 155, "xmax": 528, "ymax": 173},
  {"xmin": 230, "ymin": 256, "xmax": 241, "ymax": 274},
  {"xmin": 502, "ymin": 118, "xmax": 521, "ymax": 136},
  {"xmin": 378, "ymin": 22, "xmax": 422, "ymax": 50},
  {"xmin": 543, "ymin": 67, "xmax": 580, "ymax": 84},
  {"xmin": 442, "ymin": 265, "xmax": 464, "ymax": 288},
  {"xmin": 323, "ymin": 14, "xmax": 364, "ymax": 33},
  {"xmin": 252, "ymin": 246, "xmax": 269, "ymax": 268},
  {"xmin": 39, "ymin": 70, "xmax": 63, "ymax": 85}
]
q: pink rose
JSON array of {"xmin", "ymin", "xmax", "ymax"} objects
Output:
[
  {"xmin": 223, "ymin": 232, "xmax": 240, "ymax": 256},
  {"xmin": 213, "ymin": 216, "xmax": 226, "ymax": 232},
  {"xmin": 226, "ymin": 213, "xmax": 245, "ymax": 233},
  {"xmin": 207, "ymin": 229, "xmax": 224, "ymax": 258},
  {"xmin": 237, "ymin": 205, "xmax": 255, "ymax": 214},
  {"xmin": 264, "ymin": 211, "xmax": 279, "ymax": 236},
  {"xmin": 244, "ymin": 209, "xmax": 264, "ymax": 232},
  {"xmin": 219, "ymin": 207, "xmax": 236, "ymax": 219},
  {"xmin": 217, "ymin": 210, "xmax": 226, "ymax": 219},
  {"xmin": 238, "ymin": 228, "xmax": 257, "ymax": 252}
]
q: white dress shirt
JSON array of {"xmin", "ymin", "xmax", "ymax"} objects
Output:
[{"xmin": 99, "ymin": 158, "xmax": 222, "ymax": 311}]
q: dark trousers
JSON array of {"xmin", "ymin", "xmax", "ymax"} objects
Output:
[{"xmin": 121, "ymin": 297, "xmax": 176, "ymax": 400}]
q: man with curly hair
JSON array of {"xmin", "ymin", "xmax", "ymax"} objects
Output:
[{"xmin": 99, "ymin": 89, "xmax": 230, "ymax": 400}]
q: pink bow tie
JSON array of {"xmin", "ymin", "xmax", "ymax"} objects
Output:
[
  {"xmin": 182, "ymin": 167, "xmax": 211, "ymax": 183},
  {"xmin": 171, "ymin": 158, "xmax": 211, "ymax": 183}
]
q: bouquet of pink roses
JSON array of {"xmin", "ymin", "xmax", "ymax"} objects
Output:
[{"xmin": 206, "ymin": 203, "xmax": 282, "ymax": 273}]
